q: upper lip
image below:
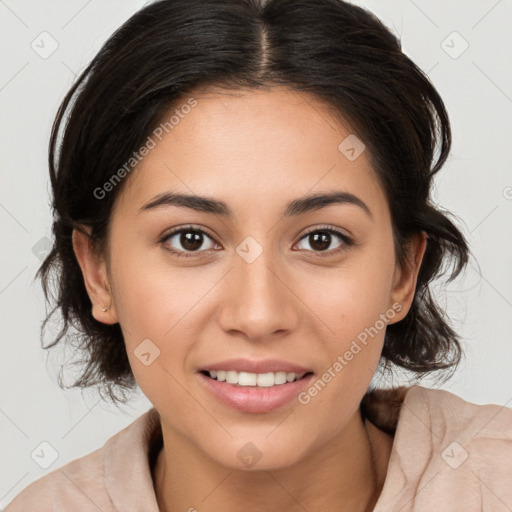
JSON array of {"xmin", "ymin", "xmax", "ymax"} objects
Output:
[{"xmin": 200, "ymin": 358, "xmax": 313, "ymax": 374}]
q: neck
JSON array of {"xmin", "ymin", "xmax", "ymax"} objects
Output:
[{"xmin": 152, "ymin": 410, "xmax": 393, "ymax": 512}]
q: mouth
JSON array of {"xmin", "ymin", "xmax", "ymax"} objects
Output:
[
  {"xmin": 197, "ymin": 361, "xmax": 315, "ymax": 413},
  {"xmin": 200, "ymin": 369, "xmax": 313, "ymax": 387}
]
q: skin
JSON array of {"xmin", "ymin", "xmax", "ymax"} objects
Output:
[{"xmin": 72, "ymin": 86, "xmax": 426, "ymax": 512}]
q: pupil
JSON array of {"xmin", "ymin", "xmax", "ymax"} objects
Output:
[
  {"xmin": 311, "ymin": 232, "xmax": 330, "ymax": 251},
  {"xmin": 182, "ymin": 231, "xmax": 202, "ymax": 251},
  {"xmin": 178, "ymin": 231, "xmax": 332, "ymax": 252}
]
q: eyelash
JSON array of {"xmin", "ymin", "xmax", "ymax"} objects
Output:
[{"xmin": 159, "ymin": 224, "xmax": 354, "ymax": 259}]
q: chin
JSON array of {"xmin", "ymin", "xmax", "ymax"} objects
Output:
[{"xmin": 202, "ymin": 435, "xmax": 313, "ymax": 472}]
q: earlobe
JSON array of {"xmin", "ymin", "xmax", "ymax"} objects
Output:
[
  {"xmin": 388, "ymin": 231, "xmax": 427, "ymax": 323},
  {"xmin": 71, "ymin": 227, "xmax": 118, "ymax": 324}
]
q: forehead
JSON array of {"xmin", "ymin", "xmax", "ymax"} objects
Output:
[{"xmin": 114, "ymin": 86, "xmax": 388, "ymax": 221}]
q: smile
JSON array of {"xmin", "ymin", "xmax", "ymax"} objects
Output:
[
  {"xmin": 198, "ymin": 369, "xmax": 314, "ymax": 413},
  {"xmin": 203, "ymin": 370, "xmax": 308, "ymax": 387}
]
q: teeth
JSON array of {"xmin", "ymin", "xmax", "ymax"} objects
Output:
[
  {"xmin": 226, "ymin": 370, "xmax": 238, "ymax": 384},
  {"xmin": 207, "ymin": 370, "xmax": 306, "ymax": 387},
  {"xmin": 238, "ymin": 372, "xmax": 257, "ymax": 386}
]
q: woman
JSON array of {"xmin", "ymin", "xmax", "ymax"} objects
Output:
[{"xmin": 5, "ymin": 0, "xmax": 511, "ymax": 510}]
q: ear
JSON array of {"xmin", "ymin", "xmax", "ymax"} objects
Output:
[
  {"xmin": 387, "ymin": 231, "xmax": 427, "ymax": 324},
  {"xmin": 72, "ymin": 226, "xmax": 119, "ymax": 325}
]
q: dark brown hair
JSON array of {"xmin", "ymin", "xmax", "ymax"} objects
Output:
[{"xmin": 37, "ymin": 0, "xmax": 471, "ymax": 404}]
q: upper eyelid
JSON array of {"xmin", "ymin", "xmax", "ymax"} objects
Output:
[
  {"xmin": 161, "ymin": 224, "xmax": 351, "ymax": 249},
  {"xmin": 162, "ymin": 225, "xmax": 217, "ymax": 242}
]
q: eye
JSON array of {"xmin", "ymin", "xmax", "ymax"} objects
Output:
[
  {"xmin": 159, "ymin": 224, "xmax": 354, "ymax": 259},
  {"xmin": 294, "ymin": 225, "xmax": 353, "ymax": 256},
  {"xmin": 159, "ymin": 226, "xmax": 219, "ymax": 258}
]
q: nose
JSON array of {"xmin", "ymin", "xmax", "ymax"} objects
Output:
[{"xmin": 217, "ymin": 248, "xmax": 300, "ymax": 342}]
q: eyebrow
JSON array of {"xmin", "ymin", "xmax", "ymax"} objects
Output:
[{"xmin": 139, "ymin": 190, "xmax": 373, "ymax": 219}]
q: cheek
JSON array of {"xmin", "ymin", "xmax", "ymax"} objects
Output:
[
  {"xmin": 112, "ymin": 267, "xmax": 171, "ymax": 340},
  {"xmin": 112, "ymin": 264, "xmax": 196, "ymax": 400},
  {"xmin": 110, "ymin": 239, "xmax": 197, "ymax": 338},
  {"xmin": 294, "ymin": 248, "xmax": 397, "ymax": 431},
  {"xmin": 109, "ymin": 246, "xmax": 216, "ymax": 380},
  {"xmin": 300, "ymin": 237, "xmax": 396, "ymax": 348}
]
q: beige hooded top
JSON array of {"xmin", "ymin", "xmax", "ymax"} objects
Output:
[{"xmin": 4, "ymin": 385, "xmax": 512, "ymax": 511}]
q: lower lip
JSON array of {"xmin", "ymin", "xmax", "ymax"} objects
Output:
[{"xmin": 198, "ymin": 372, "xmax": 314, "ymax": 413}]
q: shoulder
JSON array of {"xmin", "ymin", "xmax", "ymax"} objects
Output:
[
  {"xmin": 410, "ymin": 385, "xmax": 512, "ymax": 471},
  {"xmin": 403, "ymin": 385, "xmax": 512, "ymax": 449},
  {"xmin": 363, "ymin": 384, "xmax": 512, "ymax": 443},
  {"xmin": 3, "ymin": 445, "xmax": 112, "ymax": 512},
  {"xmin": 3, "ymin": 407, "xmax": 161, "ymax": 512},
  {"xmin": 376, "ymin": 385, "xmax": 512, "ymax": 511}
]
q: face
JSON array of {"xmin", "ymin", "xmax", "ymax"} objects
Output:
[{"xmin": 74, "ymin": 86, "xmax": 425, "ymax": 471}]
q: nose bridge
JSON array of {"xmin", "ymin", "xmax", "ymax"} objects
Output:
[
  {"xmin": 219, "ymin": 236, "xmax": 298, "ymax": 339},
  {"xmin": 238, "ymin": 248, "xmax": 280, "ymax": 304}
]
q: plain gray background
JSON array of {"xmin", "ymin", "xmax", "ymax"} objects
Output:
[{"xmin": 1, "ymin": 0, "xmax": 511, "ymax": 507}]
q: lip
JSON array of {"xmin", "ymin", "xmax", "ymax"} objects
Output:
[
  {"xmin": 198, "ymin": 371, "xmax": 314, "ymax": 413},
  {"xmin": 200, "ymin": 358, "xmax": 312, "ymax": 374}
]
